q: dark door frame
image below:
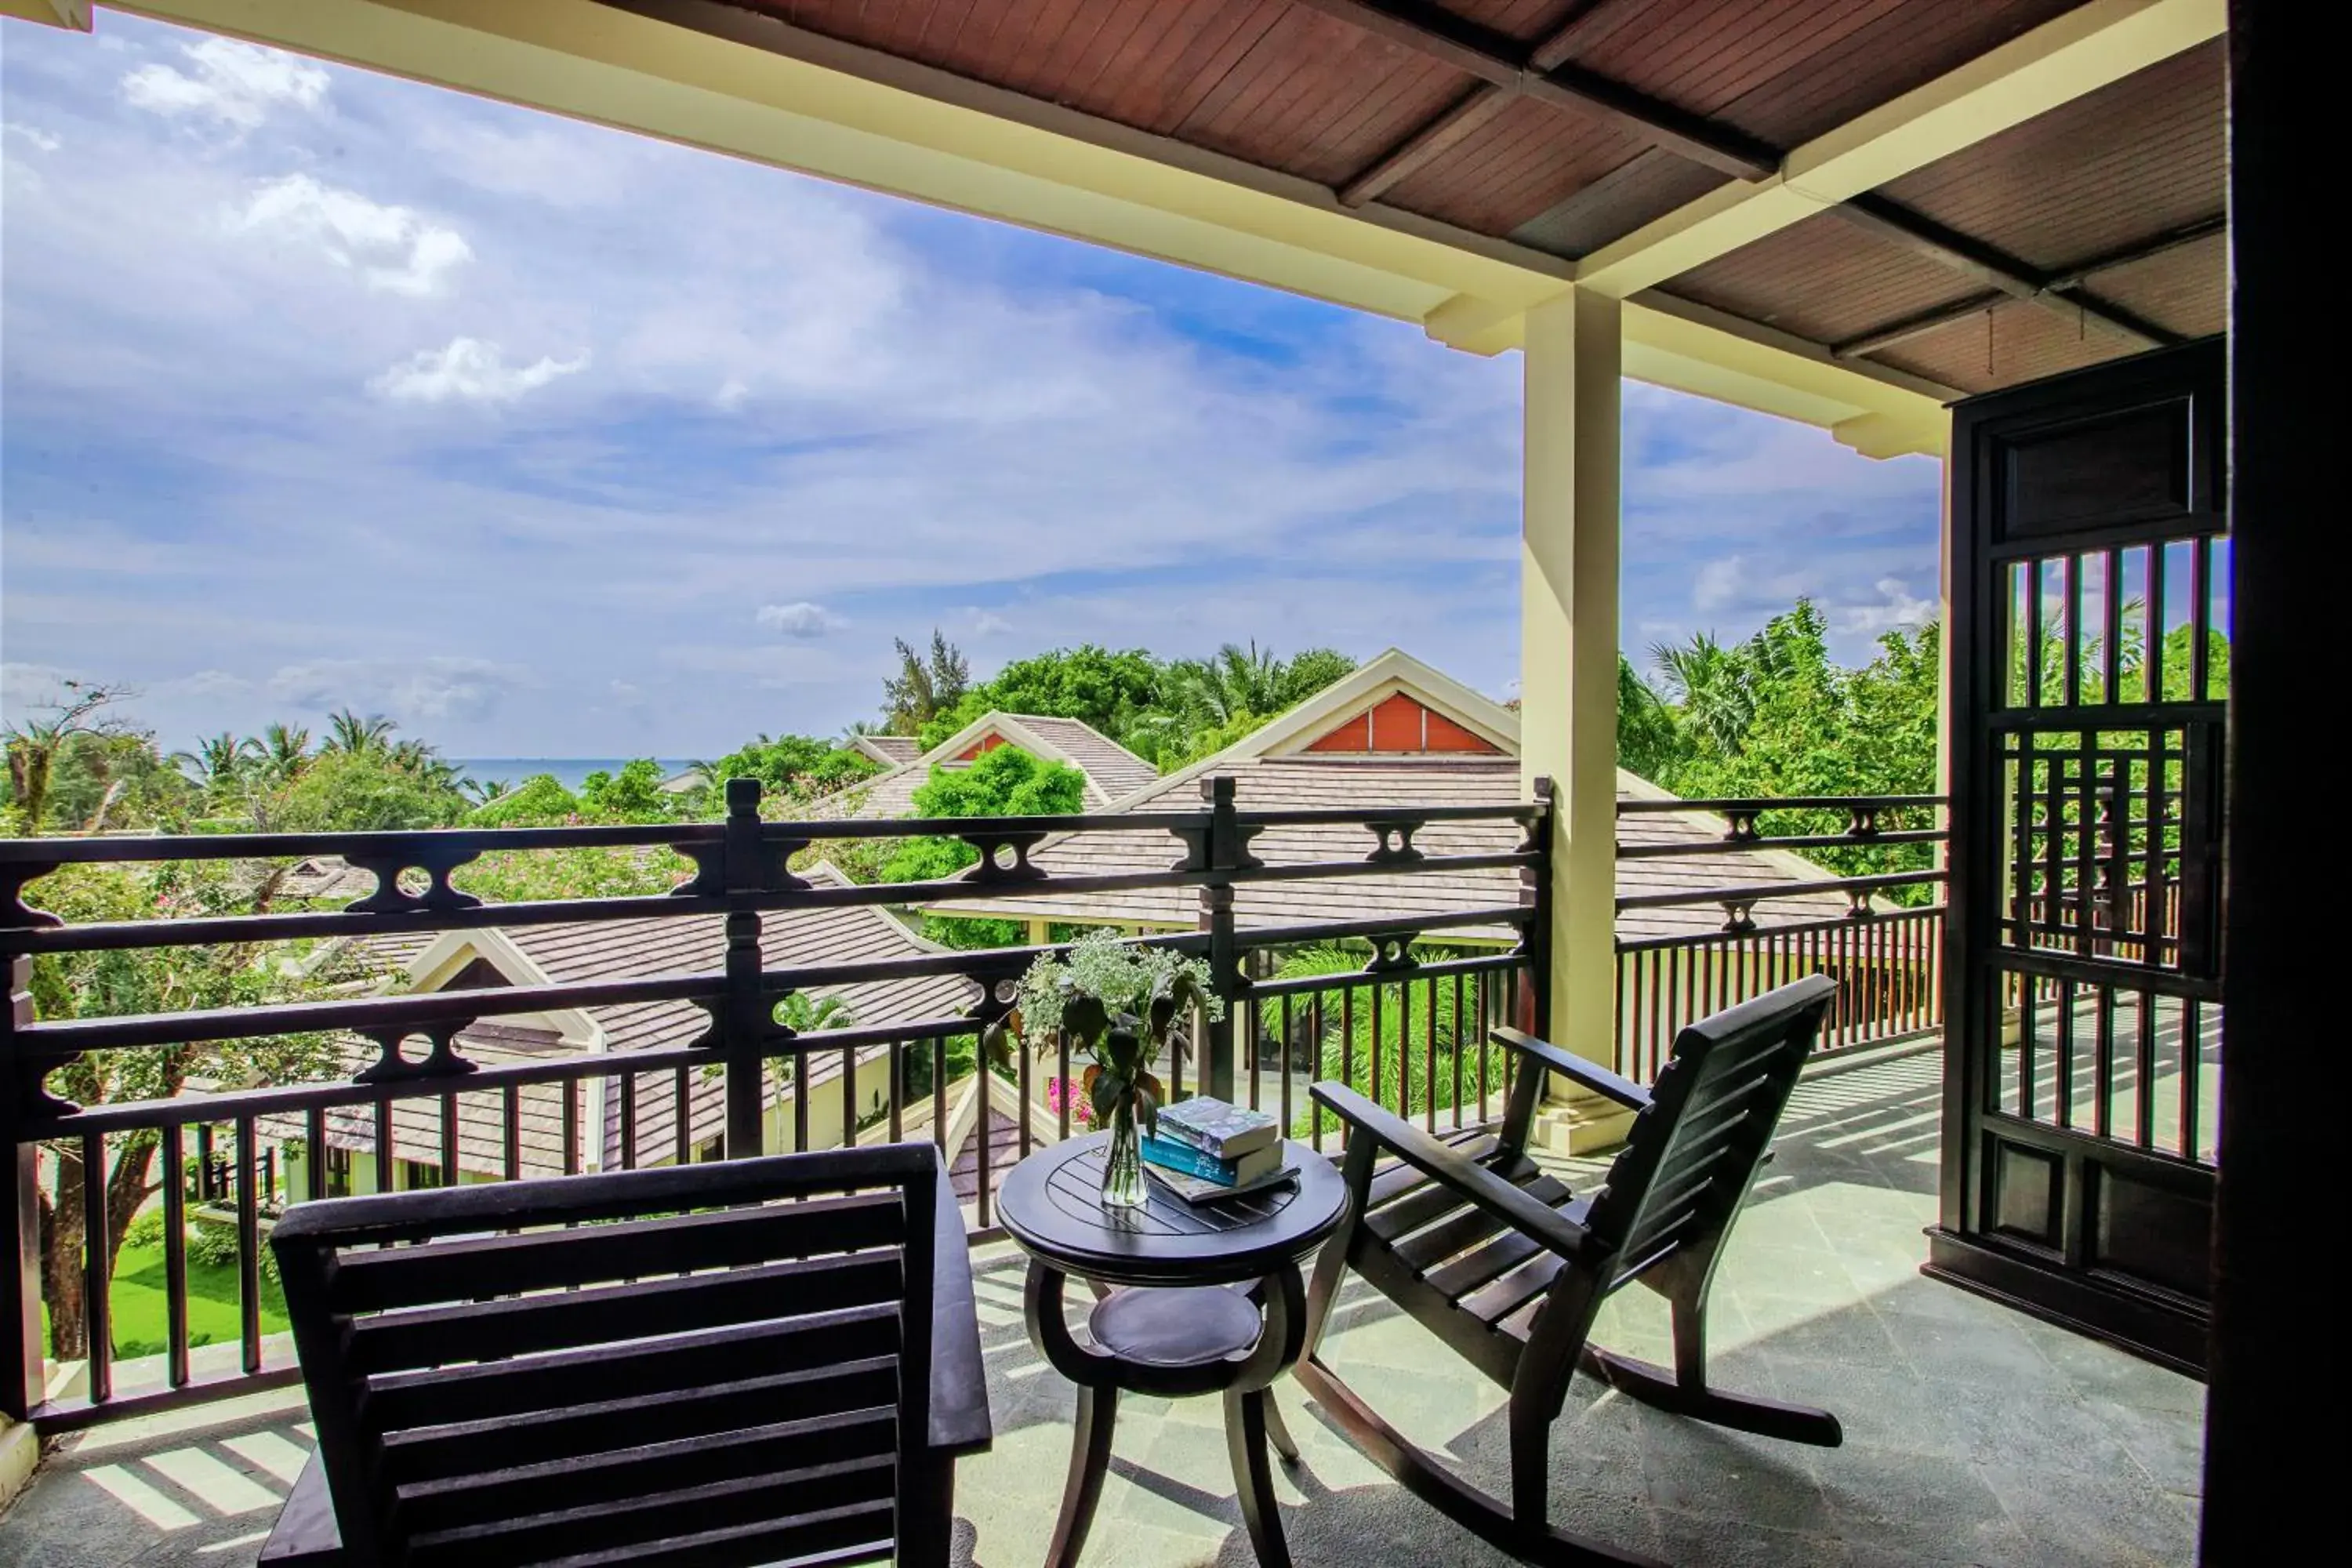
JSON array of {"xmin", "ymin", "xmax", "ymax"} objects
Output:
[{"xmin": 1927, "ymin": 337, "xmax": 2228, "ymax": 1377}]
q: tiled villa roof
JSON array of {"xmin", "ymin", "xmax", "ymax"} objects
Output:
[
  {"xmin": 922, "ymin": 648, "xmax": 1854, "ymax": 945},
  {"xmin": 850, "ymin": 734, "xmax": 923, "ymax": 767},
  {"xmin": 805, "ymin": 710, "xmax": 1160, "ymax": 818},
  {"xmin": 932, "ymin": 757, "xmax": 1853, "ymax": 945},
  {"xmin": 271, "ymin": 865, "xmax": 980, "ymax": 1179}
]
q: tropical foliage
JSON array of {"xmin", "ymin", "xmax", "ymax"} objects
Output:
[
  {"xmin": 1618, "ymin": 602, "xmax": 1941, "ymax": 889},
  {"xmin": 24, "ymin": 858, "xmax": 370, "ymax": 1357},
  {"xmin": 699, "ymin": 733, "xmax": 881, "ymax": 804},
  {"xmin": 1256, "ymin": 944, "xmax": 1508, "ymax": 1136},
  {"xmin": 880, "ymin": 746, "xmax": 1089, "ymax": 946},
  {"xmin": 896, "ymin": 633, "xmax": 1356, "ymax": 771}
]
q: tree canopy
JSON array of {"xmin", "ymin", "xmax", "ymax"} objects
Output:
[
  {"xmin": 897, "ymin": 637, "xmax": 1356, "ymax": 771},
  {"xmin": 700, "ymin": 733, "xmax": 880, "ymax": 803},
  {"xmin": 881, "ymin": 744, "xmax": 1088, "ymax": 946}
]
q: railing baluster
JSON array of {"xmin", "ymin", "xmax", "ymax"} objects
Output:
[
  {"xmin": 163, "ymin": 1124, "xmax": 188, "ymax": 1388},
  {"xmin": 304, "ymin": 1107, "xmax": 326, "ymax": 1200},
  {"xmin": 1449, "ymin": 971, "xmax": 1465, "ymax": 1131},
  {"xmin": 889, "ymin": 1040, "xmax": 906, "ymax": 1145},
  {"xmin": 1055, "ymin": 1029, "xmax": 1071, "ymax": 1142},
  {"xmin": 441, "ymin": 1089, "xmax": 462, "ymax": 1185},
  {"xmin": 792, "ymin": 1051, "xmax": 810, "ymax": 1155},
  {"xmin": 235, "ymin": 1115, "xmax": 261, "ymax": 1374},
  {"xmin": 974, "ymin": 1054, "xmax": 994, "ymax": 1229},
  {"xmin": 856, "ymin": 1044, "xmax": 875, "ymax": 1152},
  {"xmin": 1311, "ymin": 993, "xmax": 1327, "ymax": 1152},
  {"xmin": 1422, "ymin": 975, "xmax": 1438, "ymax": 1134},
  {"xmin": 82, "ymin": 1131, "xmax": 111, "ymax": 1404},
  {"xmin": 931, "ymin": 1037, "xmax": 948, "ymax": 1152},
  {"xmin": 1279, "ymin": 994, "xmax": 1294, "ymax": 1136}
]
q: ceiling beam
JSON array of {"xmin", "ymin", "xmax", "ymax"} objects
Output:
[
  {"xmin": 1339, "ymin": 87, "xmax": 1515, "ymax": 207},
  {"xmin": 1830, "ymin": 212, "xmax": 2227, "ymax": 359},
  {"xmin": 1293, "ymin": 0, "xmax": 1776, "ymax": 184},
  {"xmin": 1831, "ymin": 195, "xmax": 2179, "ymax": 350},
  {"xmin": 1337, "ymin": 2, "xmax": 1607, "ymax": 206},
  {"xmin": 1573, "ymin": 0, "xmax": 2225, "ymax": 299}
]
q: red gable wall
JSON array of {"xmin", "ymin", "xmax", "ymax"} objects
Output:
[
  {"xmin": 1303, "ymin": 693, "xmax": 1501, "ymax": 754},
  {"xmin": 953, "ymin": 732, "xmax": 1007, "ymax": 762}
]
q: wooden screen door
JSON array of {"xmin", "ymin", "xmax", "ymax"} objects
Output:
[{"xmin": 1928, "ymin": 339, "xmax": 2227, "ymax": 1376}]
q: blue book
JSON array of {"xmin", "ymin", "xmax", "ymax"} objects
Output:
[
  {"xmin": 1156, "ymin": 1095, "xmax": 1280, "ymax": 1160},
  {"xmin": 1141, "ymin": 1134, "xmax": 1281, "ymax": 1186}
]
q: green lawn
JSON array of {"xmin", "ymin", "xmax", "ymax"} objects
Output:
[{"xmin": 43, "ymin": 1243, "xmax": 293, "ymax": 1361}]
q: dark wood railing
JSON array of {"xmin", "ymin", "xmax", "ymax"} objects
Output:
[
  {"xmin": 0, "ymin": 777, "xmax": 1548, "ymax": 1430},
  {"xmin": 1, "ymin": 784, "xmax": 1968, "ymax": 1434},
  {"xmin": 1613, "ymin": 795, "xmax": 1949, "ymax": 1081}
]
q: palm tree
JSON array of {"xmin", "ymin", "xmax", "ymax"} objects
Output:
[
  {"xmin": 778, "ymin": 993, "xmax": 856, "ymax": 1033},
  {"xmin": 170, "ymin": 732, "xmax": 260, "ymax": 793},
  {"xmin": 388, "ymin": 739, "xmax": 463, "ymax": 789},
  {"xmin": 462, "ymin": 776, "xmax": 513, "ymax": 806},
  {"xmin": 1650, "ymin": 633, "xmax": 1753, "ymax": 757},
  {"xmin": 259, "ymin": 723, "xmax": 312, "ymax": 780},
  {"xmin": 323, "ymin": 709, "xmax": 397, "ymax": 755},
  {"xmin": 1171, "ymin": 641, "xmax": 1285, "ymax": 728}
]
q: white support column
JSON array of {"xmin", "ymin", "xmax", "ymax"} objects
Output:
[{"xmin": 1519, "ymin": 289, "xmax": 1635, "ymax": 1152}]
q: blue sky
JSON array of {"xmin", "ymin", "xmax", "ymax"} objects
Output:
[{"xmin": 1, "ymin": 16, "xmax": 1942, "ymax": 757}]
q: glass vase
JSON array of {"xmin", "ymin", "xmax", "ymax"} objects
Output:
[{"xmin": 1101, "ymin": 1099, "xmax": 1149, "ymax": 1208}]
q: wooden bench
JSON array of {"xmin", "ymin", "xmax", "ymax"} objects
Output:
[{"xmin": 260, "ymin": 1143, "xmax": 989, "ymax": 1567}]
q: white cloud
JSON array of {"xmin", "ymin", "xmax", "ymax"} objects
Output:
[
  {"xmin": 155, "ymin": 669, "xmax": 253, "ymax": 699},
  {"xmin": 3, "ymin": 123, "xmax": 62, "ymax": 154},
  {"xmin": 232, "ymin": 173, "xmax": 470, "ymax": 296},
  {"xmin": 370, "ymin": 338, "xmax": 589, "ymax": 405},
  {"xmin": 1693, "ymin": 557, "xmax": 1744, "ymax": 613},
  {"xmin": 970, "ymin": 611, "xmax": 1014, "ymax": 637},
  {"xmin": 267, "ymin": 656, "xmax": 536, "ymax": 724},
  {"xmin": 756, "ymin": 601, "xmax": 844, "ymax": 638},
  {"xmin": 1835, "ymin": 578, "xmax": 1938, "ymax": 637},
  {"xmin": 122, "ymin": 38, "xmax": 328, "ymax": 131}
]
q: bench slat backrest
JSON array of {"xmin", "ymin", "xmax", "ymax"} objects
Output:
[
  {"xmin": 270, "ymin": 1145, "xmax": 941, "ymax": 1568},
  {"xmin": 1583, "ymin": 975, "xmax": 1838, "ymax": 1287}
]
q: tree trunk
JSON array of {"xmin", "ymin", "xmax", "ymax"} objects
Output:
[
  {"xmin": 34, "ymin": 1136, "xmax": 158, "ymax": 1364},
  {"xmin": 38, "ymin": 1146, "xmax": 85, "ymax": 1361}
]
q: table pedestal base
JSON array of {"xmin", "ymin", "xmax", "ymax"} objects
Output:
[{"xmin": 1026, "ymin": 1269, "xmax": 1309, "ymax": 1568}]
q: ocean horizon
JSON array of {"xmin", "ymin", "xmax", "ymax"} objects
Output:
[{"xmin": 451, "ymin": 758, "xmax": 695, "ymax": 793}]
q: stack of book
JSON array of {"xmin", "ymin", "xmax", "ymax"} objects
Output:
[{"xmin": 1141, "ymin": 1096, "xmax": 1293, "ymax": 1203}]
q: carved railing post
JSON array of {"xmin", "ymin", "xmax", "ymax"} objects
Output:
[
  {"xmin": 720, "ymin": 779, "xmax": 770, "ymax": 1159},
  {"xmin": 2, "ymin": 952, "xmax": 43, "ymax": 1421},
  {"xmin": 1199, "ymin": 777, "xmax": 1254, "ymax": 1103}
]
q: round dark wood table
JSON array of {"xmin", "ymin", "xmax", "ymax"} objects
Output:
[{"xmin": 996, "ymin": 1131, "xmax": 1349, "ymax": 1568}]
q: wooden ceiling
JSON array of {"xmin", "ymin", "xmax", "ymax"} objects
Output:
[{"xmin": 707, "ymin": 1, "xmax": 2226, "ymax": 395}]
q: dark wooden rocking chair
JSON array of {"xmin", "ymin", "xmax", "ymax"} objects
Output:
[
  {"xmin": 258, "ymin": 1143, "xmax": 989, "ymax": 1568},
  {"xmin": 1293, "ymin": 974, "xmax": 1843, "ymax": 1568}
]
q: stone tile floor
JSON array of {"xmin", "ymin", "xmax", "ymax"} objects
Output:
[{"xmin": 0, "ymin": 1046, "xmax": 2203, "ymax": 1567}]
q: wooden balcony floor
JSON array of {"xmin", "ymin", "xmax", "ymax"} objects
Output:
[{"xmin": 0, "ymin": 1049, "xmax": 2202, "ymax": 1568}]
